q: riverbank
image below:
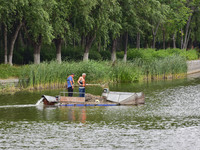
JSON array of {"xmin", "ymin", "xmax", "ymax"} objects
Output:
[
  {"xmin": 0, "ymin": 56, "xmax": 190, "ymax": 92},
  {"xmin": 2, "ymin": 57, "xmax": 200, "ymax": 93}
]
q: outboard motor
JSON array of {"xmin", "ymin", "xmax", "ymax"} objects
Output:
[{"xmin": 102, "ymin": 88, "xmax": 109, "ymax": 99}]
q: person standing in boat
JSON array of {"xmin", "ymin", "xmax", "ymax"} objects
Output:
[
  {"xmin": 67, "ymin": 73, "xmax": 75, "ymax": 97},
  {"xmin": 77, "ymin": 73, "xmax": 86, "ymax": 97}
]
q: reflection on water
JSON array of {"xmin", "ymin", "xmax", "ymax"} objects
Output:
[
  {"xmin": 59, "ymin": 107, "xmax": 86, "ymax": 123},
  {"xmin": 0, "ymin": 77, "xmax": 200, "ymax": 149}
]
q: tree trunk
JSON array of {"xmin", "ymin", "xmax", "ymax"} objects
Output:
[
  {"xmin": 172, "ymin": 32, "xmax": 176, "ymax": 49},
  {"xmin": 181, "ymin": 28, "xmax": 184, "ymax": 49},
  {"xmin": 81, "ymin": 34, "xmax": 85, "ymax": 48},
  {"xmin": 152, "ymin": 36, "xmax": 155, "ymax": 49},
  {"xmin": 163, "ymin": 28, "xmax": 166, "ymax": 49},
  {"xmin": 167, "ymin": 41, "xmax": 170, "ymax": 48},
  {"xmin": 98, "ymin": 40, "xmax": 101, "ymax": 52},
  {"xmin": 83, "ymin": 46, "xmax": 89, "ymax": 61},
  {"xmin": 183, "ymin": 15, "xmax": 192, "ymax": 49},
  {"xmin": 152, "ymin": 23, "xmax": 160, "ymax": 49},
  {"xmin": 19, "ymin": 31, "xmax": 25, "ymax": 47},
  {"xmin": 8, "ymin": 22, "xmax": 22, "ymax": 65},
  {"xmin": 186, "ymin": 29, "xmax": 191, "ymax": 49},
  {"xmin": 111, "ymin": 38, "xmax": 117, "ymax": 62},
  {"xmin": 123, "ymin": 32, "xmax": 128, "ymax": 62},
  {"xmin": 33, "ymin": 35, "xmax": 42, "ymax": 64},
  {"xmin": 83, "ymin": 33, "xmax": 96, "ymax": 61},
  {"xmin": 136, "ymin": 32, "xmax": 140, "ymax": 49},
  {"xmin": 34, "ymin": 44, "xmax": 41, "ymax": 64},
  {"xmin": 4, "ymin": 23, "xmax": 8, "ymax": 64},
  {"xmin": 55, "ymin": 38, "xmax": 62, "ymax": 64}
]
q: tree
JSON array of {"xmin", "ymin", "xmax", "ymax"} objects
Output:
[
  {"xmin": 150, "ymin": 0, "xmax": 169, "ymax": 49},
  {"xmin": 0, "ymin": 0, "xmax": 26, "ymax": 65},
  {"xmin": 118, "ymin": 0, "xmax": 139, "ymax": 62},
  {"xmin": 107, "ymin": 1, "xmax": 122, "ymax": 62},
  {"xmin": 51, "ymin": 0, "xmax": 71, "ymax": 63},
  {"xmin": 182, "ymin": 0, "xmax": 200, "ymax": 49},
  {"xmin": 24, "ymin": 0, "xmax": 55, "ymax": 64},
  {"xmin": 72, "ymin": 0, "xmax": 121, "ymax": 61}
]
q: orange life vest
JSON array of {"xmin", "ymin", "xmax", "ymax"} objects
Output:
[{"xmin": 79, "ymin": 77, "xmax": 85, "ymax": 87}]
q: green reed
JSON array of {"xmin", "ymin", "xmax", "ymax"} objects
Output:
[{"xmin": 19, "ymin": 56, "xmax": 187, "ymax": 89}]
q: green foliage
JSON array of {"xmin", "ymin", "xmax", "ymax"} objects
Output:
[
  {"xmin": 185, "ymin": 50, "xmax": 199, "ymax": 60},
  {"xmin": 117, "ymin": 48, "xmax": 199, "ymax": 61},
  {"xmin": 0, "ymin": 65, "xmax": 21, "ymax": 79},
  {"xmin": 89, "ymin": 50, "xmax": 102, "ymax": 60},
  {"xmin": 24, "ymin": 0, "xmax": 55, "ymax": 44},
  {"xmin": 99, "ymin": 51, "xmax": 111, "ymax": 60}
]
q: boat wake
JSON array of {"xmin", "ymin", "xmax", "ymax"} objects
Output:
[
  {"xmin": 36, "ymin": 98, "xmax": 44, "ymax": 105},
  {"xmin": 0, "ymin": 104, "xmax": 36, "ymax": 108}
]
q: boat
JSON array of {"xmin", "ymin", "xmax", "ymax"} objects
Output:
[{"xmin": 36, "ymin": 88, "xmax": 145, "ymax": 106}]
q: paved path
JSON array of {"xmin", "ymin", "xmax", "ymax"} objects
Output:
[
  {"xmin": 0, "ymin": 79, "xmax": 19, "ymax": 87},
  {"xmin": 187, "ymin": 60, "xmax": 200, "ymax": 74}
]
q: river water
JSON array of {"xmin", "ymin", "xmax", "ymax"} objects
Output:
[{"xmin": 0, "ymin": 75, "xmax": 200, "ymax": 150}]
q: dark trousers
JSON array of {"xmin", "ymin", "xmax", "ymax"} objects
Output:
[
  {"xmin": 79, "ymin": 87, "xmax": 85, "ymax": 97},
  {"xmin": 68, "ymin": 87, "xmax": 73, "ymax": 97}
]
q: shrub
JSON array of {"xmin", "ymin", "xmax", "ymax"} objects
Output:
[
  {"xmin": 89, "ymin": 50, "xmax": 102, "ymax": 60},
  {"xmin": 100, "ymin": 50, "xmax": 111, "ymax": 60}
]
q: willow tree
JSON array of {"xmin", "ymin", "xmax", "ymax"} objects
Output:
[
  {"xmin": 147, "ymin": 0, "xmax": 169, "ymax": 49},
  {"xmin": 70, "ymin": 0, "xmax": 97, "ymax": 61},
  {"xmin": 71, "ymin": 0, "xmax": 121, "ymax": 61},
  {"xmin": 24, "ymin": 0, "xmax": 54, "ymax": 64},
  {"xmin": 182, "ymin": 0, "xmax": 200, "ymax": 49},
  {"xmin": 51, "ymin": 0, "xmax": 71, "ymax": 63},
  {"xmin": 0, "ymin": 0, "xmax": 26, "ymax": 65},
  {"xmin": 162, "ymin": 0, "xmax": 190, "ymax": 49},
  {"xmin": 118, "ymin": 0, "xmax": 137, "ymax": 62},
  {"xmin": 119, "ymin": 0, "xmax": 150, "ymax": 61},
  {"xmin": 109, "ymin": 2, "xmax": 122, "ymax": 63}
]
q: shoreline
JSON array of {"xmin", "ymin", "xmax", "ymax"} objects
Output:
[
  {"xmin": 0, "ymin": 73, "xmax": 191, "ymax": 93},
  {"xmin": 1, "ymin": 60, "xmax": 200, "ymax": 92}
]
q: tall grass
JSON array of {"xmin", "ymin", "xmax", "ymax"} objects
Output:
[
  {"xmin": 19, "ymin": 56, "xmax": 187, "ymax": 89},
  {"xmin": 0, "ymin": 64, "xmax": 21, "ymax": 79}
]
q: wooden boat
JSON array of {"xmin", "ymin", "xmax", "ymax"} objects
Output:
[{"xmin": 36, "ymin": 88, "xmax": 145, "ymax": 106}]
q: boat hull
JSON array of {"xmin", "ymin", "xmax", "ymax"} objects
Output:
[{"xmin": 37, "ymin": 91, "xmax": 145, "ymax": 106}]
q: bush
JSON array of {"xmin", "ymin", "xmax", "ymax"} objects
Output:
[
  {"xmin": 185, "ymin": 50, "xmax": 198, "ymax": 60},
  {"xmin": 124, "ymin": 48, "xmax": 199, "ymax": 61},
  {"xmin": 89, "ymin": 50, "xmax": 102, "ymax": 60},
  {"xmin": 100, "ymin": 50, "xmax": 111, "ymax": 60},
  {"xmin": 62, "ymin": 46, "xmax": 83, "ymax": 60},
  {"xmin": 116, "ymin": 51, "xmax": 124, "ymax": 59}
]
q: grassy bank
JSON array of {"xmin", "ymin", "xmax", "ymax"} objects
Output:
[
  {"xmin": 0, "ymin": 64, "xmax": 21, "ymax": 79},
  {"xmin": 1, "ymin": 48, "xmax": 195, "ymax": 90},
  {"xmin": 18, "ymin": 55, "xmax": 187, "ymax": 89}
]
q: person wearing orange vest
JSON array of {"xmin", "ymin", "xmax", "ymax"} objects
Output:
[
  {"xmin": 67, "ymin": 73, "xmax": 75, "ymax": 97},
  {"xmin": 77, "ymin": 73, "xmax": 86, "ymax": 97}
]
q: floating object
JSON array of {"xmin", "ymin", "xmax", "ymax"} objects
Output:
[{"xmin": 36, "ymin": 88, "xmax": 145, "ymax": 106}]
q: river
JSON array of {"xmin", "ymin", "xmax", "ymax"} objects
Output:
[{"xmin": 0, "ymin": 75, "xmax": 200, "ymax": 150}]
